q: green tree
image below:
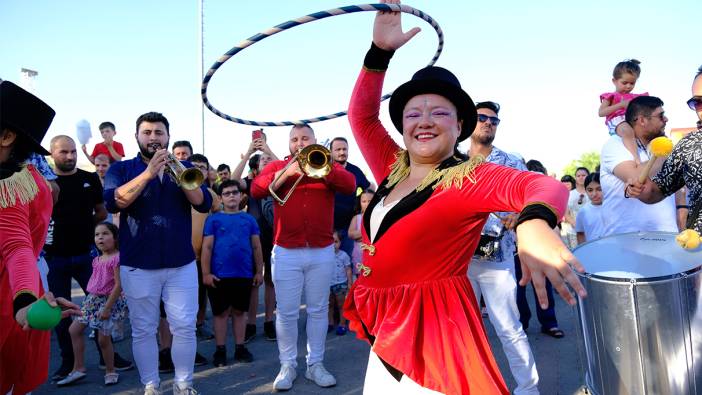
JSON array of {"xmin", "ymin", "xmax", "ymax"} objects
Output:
[{"xmin": 562, "ymin": 151, "xmax": 600, "ymax": 176}]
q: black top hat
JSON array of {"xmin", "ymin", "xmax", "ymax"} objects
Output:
[
  {"xmin": 389, "ymin": 66, "xmax": 477, "ymax": 142},
  {"xmin": 0, "ymin": 80, "xmax": 55, "ymax": 156}
]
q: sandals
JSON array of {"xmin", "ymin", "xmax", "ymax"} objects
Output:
[
  {"xmin": 104, "ymin": 372, "xmax": 120, "ymax": 386},
  {"xmin": 56, "ymin": 370, "xmax": 86, "ymax": 386},
  {"xmin": 542, "ymin": 327, "xmax": 565, "ymax": 338}
]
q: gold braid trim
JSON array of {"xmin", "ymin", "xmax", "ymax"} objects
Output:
[
  {"xmin": 0, "ymin": 166, "xmax": 39, "ymax": 209},
  {"xmin": 386, "ymin": 150, "xmax": 485, "ymax": 192}
]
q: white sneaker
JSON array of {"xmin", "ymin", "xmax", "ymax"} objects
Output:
[
  {"xmin": 173, "ymin": 382, "xmax": 199, "ymax": 395},
  {"xmin": 144, "ymin": 384, "xmax": 161, "ymax": 395},
  {"xmin": 273, "ymin": 363, "xmax": 297, "ymax": 391},
  {"xmin": 305, "ymin": 363, "xmax": 336, "ymax": 387}
]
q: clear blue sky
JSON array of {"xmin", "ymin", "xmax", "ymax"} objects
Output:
[{"xmin": 2, "ymin": 0, "xmax": 699, "ymax": 177}]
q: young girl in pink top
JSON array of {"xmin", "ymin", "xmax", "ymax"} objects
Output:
[
  {"xmin": 599, "ymin": 59, "xmax": 649, "ymax": 164},
  {"xmin": 58, "ymin": 222, "xmax": 128, "ymax": 386}
]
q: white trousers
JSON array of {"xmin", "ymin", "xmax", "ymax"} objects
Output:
[
  {"xmin": 271, "ymin": 244, "xmax": 334, "ymax": 367},
  {"xmin": 120, "ymin": 261, "xmax": 198, "ymax": 388},
  {"xmin": 468, "ymin": 256, "xmax": 540, "ymax": 395},
  {"xmin": 363, "ymin": 350, "xmax": 442, "ymax": 394}
]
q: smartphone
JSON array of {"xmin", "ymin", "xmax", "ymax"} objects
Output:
[{"xmin": 252, "ymin": 129, "xmax": 263, "ymax": 141}]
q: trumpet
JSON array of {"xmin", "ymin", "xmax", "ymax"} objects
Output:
[
  {"xmin": 269, "ymin": 144, "xmax": 332, "ymax": 205},
  {"xmin": 152, "ymin": 144, "xmax": 205, "ymax": 190}
]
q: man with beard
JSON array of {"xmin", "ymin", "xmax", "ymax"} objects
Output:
[
  {"xmin": 600, "ymin": 96, "xmax": 677, "ymax": 236},
  {"xmin": 466, "ymin": 102, "xmax": 540, "ymax": 395},
  {"xmin": 104, "ymin": 112, "xmax": 212, "ymax": 395},
  {"xmin": 330, "ymin": 137, "xmax": 370, "ymax": 259},
  {"xmin": 46, "ymin": 136, "xmax": 134, "ymax": 380}
]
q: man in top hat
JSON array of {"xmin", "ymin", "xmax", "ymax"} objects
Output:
[{"xmin": 0, "ymin": 79, "xmax": 80, "ymax": 394}]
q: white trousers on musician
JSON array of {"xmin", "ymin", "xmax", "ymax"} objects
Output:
[
  {"xmin": 271, "ymin": 244, "xmax": 334, "ymax": 367},
  {"xmin": 363, "ymin": 350, "xmax": 442, "ymax": 394},
  {"xmin": 120, "ymin": 261, "xmax": 198, "ymax": 389},
  {"xmin": 468, "ymin": 256, "xmax": 540, "ymax": 395}
]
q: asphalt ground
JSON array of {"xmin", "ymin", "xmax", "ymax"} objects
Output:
[{"xmin": 33, "ymin": 281, "xmax": 588, "ymax": 395}]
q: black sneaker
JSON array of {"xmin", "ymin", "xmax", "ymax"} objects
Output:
[
  {"xmin": 51, "ymin": 363, "xmax": 73, "ymax": 381},
  {"xmin": 158, "ymin": 348, "xmax": 174, "ymax": 373},
  {"xmin": 264, "ymin": 321, "xmax": 276, "ymax": 341},
  {"xmin": 213, "ymin": 347, "xmax": 227, "ymax": 367},
  {"xmin": 244, "ymin": 324, "xmax": 256, "ymax": 343},
  {"xmin": 234, "ymin": 345, "xmax": 253, "ymax": 363},
  {"xmin": 194, "ymin": 352, "xmax": 208, "ymax": 366},
  {"xmin": 99, "ymin": 353, "xmax": 134, "ymax": 371}
]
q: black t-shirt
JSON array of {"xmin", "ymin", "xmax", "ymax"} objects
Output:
[{"xmin": 44, "ymin": 169, "xmax": 103, "ymax": 256}]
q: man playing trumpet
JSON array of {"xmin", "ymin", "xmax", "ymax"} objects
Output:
[
  {"xmin": 103, "ymin": 112, "xmax": 212, "ymax": 395},
  {"xmin": 251, "ymin": 124, "xmax": 355, "ymax": 391}
]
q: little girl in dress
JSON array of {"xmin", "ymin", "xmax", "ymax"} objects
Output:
[{"xmin": 58, "ymin": 222, "xmax": 128, "ymax": 386}]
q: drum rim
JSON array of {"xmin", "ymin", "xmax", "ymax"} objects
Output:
[{"xmin": 573, "ymin": 231, "xmax": 702, "ymax": 282}]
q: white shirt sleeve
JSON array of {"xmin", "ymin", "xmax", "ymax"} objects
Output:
[{"xmin": 601, "ymin": 136, "xmax": 637, "ymax": 181}]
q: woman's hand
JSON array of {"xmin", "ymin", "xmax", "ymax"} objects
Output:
[
  {"xmin": 373, "ymin": 0, "xmax": 421, "ymax": 51},
  {"xmin": 516, "ymin": 219, "xmax": 587, "ymax": 309},
  {"xmin": 15, "ymin": 292, "xmax": 81, "ymax": 330}
]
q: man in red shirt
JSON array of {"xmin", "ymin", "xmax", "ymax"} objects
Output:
[
  {"xmin": 81, "ymin": 121, "xmax": 125, "ymax": 163},
  {"xmin": 251, "ymin": 124, "xmax": 355, "ymax": 391}
]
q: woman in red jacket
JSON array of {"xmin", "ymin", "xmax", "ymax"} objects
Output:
[
  {"xmin": 0, "ymin": 80, "xmax": 80, "ymax": 395},
  {"xmin": 344, "ymin": 2, "xmax": 587, "ymax": 394}
]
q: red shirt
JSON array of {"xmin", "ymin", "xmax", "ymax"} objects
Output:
[
  {"xmin": 251, "ymin": 158, "xmax": 355, "ymax": 248},
  {"xmin": 91, "ymin": 141, "xmax": 125, "ymax": 162}
]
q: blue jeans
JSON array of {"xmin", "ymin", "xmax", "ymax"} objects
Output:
[
  {"xmin": 513, "ymin": 254, "xmax": 558, "ymax": 331},
  {"xmin": 46, "ymin": 253, "xmax": 94, "ymax": 365}
]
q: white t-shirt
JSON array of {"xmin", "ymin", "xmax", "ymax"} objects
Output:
[
  {"xmin": 600, "ymin": 135, "xmax": 677, "ymax": 236},
  {"xmin": 575, "ymin": 203, "xmax": 606, "ymax": 242}
]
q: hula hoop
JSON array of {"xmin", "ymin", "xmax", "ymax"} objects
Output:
[{"xmin": 201, "ymin": 3, "xmax": 443, "ymax": 127}]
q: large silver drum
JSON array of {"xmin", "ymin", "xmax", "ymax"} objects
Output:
[{"xmin": 573, "ymin": 232, "xmax": 702, "ymax": 395}]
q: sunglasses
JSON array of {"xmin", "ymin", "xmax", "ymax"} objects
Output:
[
  {"xmin": 221, "ymin": 190, "xmax": 241, "ymax": 197},
  {"xmin": 687, "ymin": 96, "xmax": 702, "ymax": 111},
  {"xmin": 477, "ymin": 114, "xmax": 501, "ymax": 126},
  {"xmin": 578, "ymin": 194, "xmax": 585, "ymax": 205}
]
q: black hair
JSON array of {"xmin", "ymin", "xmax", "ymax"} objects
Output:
[
  {"xmin": 330, "ymin": 137, "xmax": 348, "ymax": 150},
  {"xmin": 99, "ymin": 121, "xmax": 116, "ymax": 131},
  {"xmin": 136, "ymin": 112, "xmax": 169, "ymax": 134},
  {"xmin": 0, "ymin": 130, "xmax": 35, "ymax": 180},
  {"xmin": 172, "ymin": 140, "xmax": 193, "ymax": 154},
  {"xmin": 695, "ymin": 65, "xmax": 702, "ymax": 79},
  {"xmin": 584, "ymin": 172, "xmax": 600, "ymax": 188},
  {"xmin": 354, "ymin": 187, "xmax": 376, "ymax": 214},
  {"xmin": 189, "ymin": 153, "xmax": 209, "ymax": 167},
  {"xmin": 475, "ymin": 101, "xmax": 500, "ymax": 114},
  {"xmin": 217, "ymin": 179, "xmax": 241, "ymax": 195},
  {"xmin": 95, "ymin": 221, "xmax": 119, "ymax": 251},
  {"xmin": 613, "ymin": 59, "xmax": 641, "ymax": 79},
  {"xmin": 560, "ymin": 175, "xmax": 576, "ymax": 190},
  {"xmin": 575, "ymin": 167, "xmax": 590, "ymax": 176},
  {"xmin": 625, "ymin": 96, "xmax": 665, "ymax": 124},
  {"xmin": 217, "ymin": 163, "xmax": 230, "ymax": 172},
  {"xmin": 526, "ymin": 159, "xmax": 547, "ymax": 175},
  {"xmin": 248, "ymin": 154, "xmax": 261, "ymax": 172}
]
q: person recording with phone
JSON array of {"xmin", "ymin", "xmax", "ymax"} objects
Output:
[
  {"xmin": 230, "ymin": 129, "xmax": 280, "ymax": 342},
  {"xmin": 103, "ymin": 111, "xmax": 212, "ymax": 395}
]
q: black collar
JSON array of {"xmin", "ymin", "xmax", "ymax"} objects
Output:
[{"xmin": 363, "ymin": 155, "xmax": 465, "ymax": 243}]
